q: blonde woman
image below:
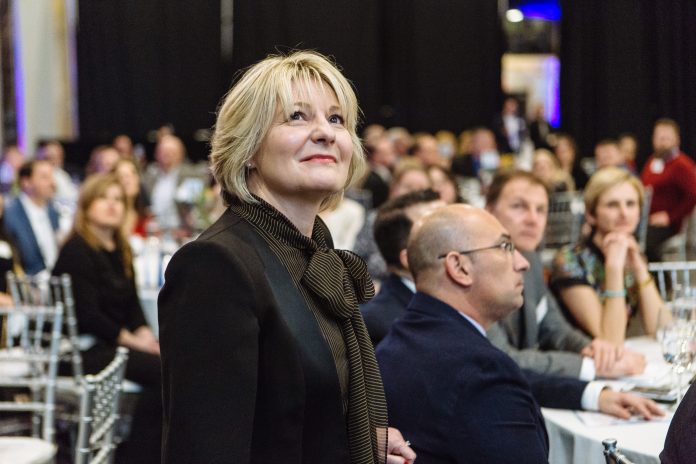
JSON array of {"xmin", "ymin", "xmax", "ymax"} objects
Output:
[
  {"xmin": 159, "ymin": 51, "xmax": 414, "ymax": 464},
  {"xmin": 550, "ymin": 167, "xmax": 661, "ymax": 344}
]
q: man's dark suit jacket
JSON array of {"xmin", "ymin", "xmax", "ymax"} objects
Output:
[
  {"xmin": 360, "ymin": 273, "xmax": 414, "ymax": 346},
  {"xmin": 159, "ymin": 209, "xmax": 350, "ymax": 464},
  {"xmin": 377, "ymin": 292, "xmax": 587, "ymax": 464},
  {"xmin": 661, "ymin": 381, "xmax": 696, "ymax": 463},
  {"xmin": 3, "ymin": 197, "xmax": 59, "ymax": 275}
]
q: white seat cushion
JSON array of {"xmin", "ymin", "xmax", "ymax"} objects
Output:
[{"xmin": 0, "ymin": 436, "xmax": 56, "ymax": 464}]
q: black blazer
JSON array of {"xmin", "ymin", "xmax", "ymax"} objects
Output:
[{"xmin": 158, "ymin": 209, "xmax": 350, "ymax": 464}]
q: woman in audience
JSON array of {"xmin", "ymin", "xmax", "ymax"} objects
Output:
[
  {"xmin": 554, "ymin": 133, "xmax": 589, "ymax": 190},
  {"xmin": 158, "ymin": 51, "xmax": 415, "ymax": 464},
  {"xmin": 532, "ymin": 148, "xmax": 575, "ymax": 193},
  {"xmin": 52, "ymin": 173, "xmax": 161, "ymax": 464},
  {"xmin": 427, "ymin": 164, "xmax": 462, "ymax": 203},
  {"xmin": 113, "ymin": 159, "xmax": 151, "ymax": 236},
  {"xmin": 550, "ymin": 167, "xmax": 661, "ymax": 344}
]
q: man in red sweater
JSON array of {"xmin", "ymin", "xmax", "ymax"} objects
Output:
[{"xmin": 640, "ymin": 118, "xmax": 696, "ymax": 261}]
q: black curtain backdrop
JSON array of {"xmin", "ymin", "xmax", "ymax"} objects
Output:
[
  {"xmin": 77, "ymin": 0, "xmax": 503, "ymax": 153},
  {"xmin": 77, "ymin": 0, "xmax": 222, "ymax": 160},
  {"xmin": 560, "ymin": 0, "xmax": 696, "ymax": 167}
]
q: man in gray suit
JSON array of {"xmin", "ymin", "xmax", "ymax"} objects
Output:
[{"xmin": 485, "ymin": 170, "xmax": 645, "ymax": 379}]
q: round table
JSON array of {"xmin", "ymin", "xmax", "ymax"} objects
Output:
[{"xmin": 543, "ymin": 336, "xmax": 676, "ymax": 464}]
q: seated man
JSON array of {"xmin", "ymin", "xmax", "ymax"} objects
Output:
[
  {"xmin": 360, "ymin": 189, "xmax": 443, "ymax": 345},
  {"xmin": 377, "ymin": 204, "xmax": 662, "ymax": 464},
  {"xmin": 4, "ymin": 160, "xmax": 60, "ymax": 275},
  {"xmin": 485, "ymin": 170, "xmax": 645, "ymax": 379}
]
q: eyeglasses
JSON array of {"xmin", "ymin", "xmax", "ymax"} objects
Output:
[{"xmin": 437, "ymin": 240, "xmax": 515, "ymax": 259}]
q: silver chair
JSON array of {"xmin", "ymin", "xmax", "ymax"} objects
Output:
[
  {"xmin": 0, "ymin": 302, "xmax": 64, "ymax": 463},
  {"xmin": 602, "ymin": 438, "xmax": 636, "ymax": 464},
  {"xmin": 75, "ymin": 347, "xmax": 128, "ymax": 464},
  {"xmin": 647, "ymin": 261, "xmax": 696, "ymax": 300},
  {"xmin": 543, "ymin": 191, "xmax": 585, "ymax": 249}
]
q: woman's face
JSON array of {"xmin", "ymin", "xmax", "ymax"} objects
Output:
[
  {"xmin": 390, "ymin": 169, "xmax": 430, "ymax": 198},
  {"xmin": 589, "ymin": 182, "xmax": 641, "ymax": 236},
  {"xmin": 86, "ymin": 184, "xmax": 126, "ymax": 230},
  {"xmin": 532, "ymin": 153, "xmax": 555, "ymax": 183},
  {"xmin": 555, "ymin": 138, "xmax": 575, "ymax": 168},
  {"xmin": 115, "ymin": 162, "xmax": 140, "ymax": 198},
  {"xmin": 249, "ymin": 79, "xmax": 353, "ymax": 206},
  {"xmin": 428, "ymin": 167, "xmax": 457, "ymax": 204}
]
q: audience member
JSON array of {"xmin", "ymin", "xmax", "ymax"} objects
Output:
[
  {"xmin": 86, "ymin": 145, "xmax": 121, "ymax": 176},
  {"xmin": 386, "ymin": 126, "xmax": 413, "ymax": 158},
  {"xmin": 37, "ymin": 141, "xmax": 79, "ymax": 208},
  {"xmin": 532, "ymin": 148, "xmax": 574, "ymax": 193},
  {"xmin": 354, "ymin": 161, "xmax": 431, "ymax": 281},
  {"xmin": 427, "ymin": 165, "xmax": 461, "ymax": 203},
  {"xmin": 450, "ymin": 127, "xmax": 500, "ymax": 185},
  {"xmin": 318, "ymin": 195, "xmax": 365, "ymax": 251},
  {"xmin": 551, "ymin": 167, "xmax": 662, "ymax": 343},
  {"xmin": 362, "ymin": 123, "xmax": 385, "ymax": 149},
  {"xmin": 360, "ymin": 189, "xmax": 444, "ymax": 345},
  {"xmin": 618, "ymin": 132, "xmax": 638, "ymax": 173},
  {"xmin": 159, "ymin": 51, "xmax": 414, "ymax": 464},
  {"xmin": 0, "ymin": 196, "xmax": 17, "ymax": 305},
  {"xmin": 0, "ymin": 144, "xmax": 24, "ymax": 194},
  {"xmin": 3, "ymin": 160, "xmax": 59, "ymax": 275},
  {"xmin": 485, "ymin": 170, "xmax": 645, "ymax": 378},
  {"xmin": 143, "ymin": 134, "xmax": 206, "ymax": 233},
  {"xmin": 554, "ymin": 133, "xmax": 589, "ymax": 190},
  {"xmin": 594, "ymin": 138, "xmax": 627, "ymax": 171},
  {"xmin": 529, "ymin": 103, "xmax": 553, "ymax": 150},
  {"xmin": 434, "ymin": 130, "xmax": 457, "ymax": 164},
  {"xmin": 361, "ymin": 136, "xmax": 398, "ymax": 209},
  {"xmin": 410, "ymin": 133, "xmax": 444, "ymax": 168},
  {"xmin": 640, "ymin": 118, "xmax": 696, "ymax": 262},
  {"xmin": 377, "ymin": 204, "xmax": 662, "ymax": 463},
  {"xmin": 113, "ymin": 159, "xmax": 151, "ymax": 237},
  {"xmin": 492, "ymin": 96, "xmax": 527, "ymax": 154},
  {"xmin": 52, "ymin": 173, "xmax": 161, "ymax": 464}
]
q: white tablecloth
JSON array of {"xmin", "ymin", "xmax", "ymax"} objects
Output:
[{"xmin": 543, "ymin": 337, "xmax": 675, "ymax": 464}]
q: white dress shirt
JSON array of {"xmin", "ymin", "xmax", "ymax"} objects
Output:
[{"xmin": 19, "ymin": 193, "xmax": 58, "ymax": 271}]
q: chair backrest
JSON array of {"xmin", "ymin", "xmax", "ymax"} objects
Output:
[
  {"xmin": 75, "ymin": 347, "xmax": 128, "ymax": 464},
  {"xmin": 0, "ymin": 303, "xmax": 64, "ymax": 442},
  {"xmin": 647, "ymin": 261, "xmax": 696, "ymax": 300},
  {"xmin": 602, "ymin": 438, "xmax": 635, "ymax": 464},
  {"xmin": 6, "ymin": 272, "xmax": 84, "ymax": 381},
  {"xmin": 543, "ymin": 191, "xmax": 585, "ymax": 249}
]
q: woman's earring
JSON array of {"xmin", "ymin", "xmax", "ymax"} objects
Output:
[{"xmin": 246, "ymin": 162, "xmax": 254, "ymax": 169}]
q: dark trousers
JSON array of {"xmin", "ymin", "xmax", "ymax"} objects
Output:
[
  {"xmin": 645, "ymin": 225, "xmax": 677, "ymax": 263},
  {"xmin": 83, "ymin": 344, "xmax": 162, "ymax": 464}
]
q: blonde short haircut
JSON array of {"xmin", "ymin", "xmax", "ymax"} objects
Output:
[
  {"xmin": 584, "ymin": 167, "xmax": 645, "ymax": 216},
  {"xmin": 210, "ymin": 50, "xmax": 367, "ymax": 210}
]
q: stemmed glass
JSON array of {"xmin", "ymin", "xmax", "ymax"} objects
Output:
[{"xmin": 656, "ymin": 293, "xmax": 696, "ymax": 405}]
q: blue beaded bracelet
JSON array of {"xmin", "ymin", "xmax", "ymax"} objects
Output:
[{"xmin": 602, "ymin": 289, "xmax": 627, "ymax": 298}]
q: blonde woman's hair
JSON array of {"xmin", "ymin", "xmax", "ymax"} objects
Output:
[
  {"xmin": 210, "ymin": 50, "xmax": 367, "ymax": 211},
  {"xmin": 72, "ymin": 173, "xmax": 133, "ymax": 277},
  {"xmin": 584, "ymin": 167, "xmax": 645, "ymax": 216}
]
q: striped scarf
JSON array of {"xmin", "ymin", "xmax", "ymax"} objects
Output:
[{"xmin": 232, "ymin": 197, "xmax": 388, "ymax": 464}]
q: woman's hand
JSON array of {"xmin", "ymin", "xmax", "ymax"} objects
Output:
[
  {"xmin": 387, "ymin": 427, "xmax": 416, "ymax": 464},
  {"xmin": 601, "ymin": 232, "xmax": 632, "ymax": 270},
  {"xmin": 118, "ymin": 327, "xmax": 160, "ymax": 356}
]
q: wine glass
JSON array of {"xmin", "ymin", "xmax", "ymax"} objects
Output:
[{"xmin": 656, "ymin": 298, "xmax": 696, "ymax": 405}]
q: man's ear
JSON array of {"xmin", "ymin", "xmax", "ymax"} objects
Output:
[
  {"xmin": 443, "ymin": 254, "xmax": 474, "ymax": 287},
  {"xmin": 399, "ymin": 248, "xmax": 409, "ymax": 272}
]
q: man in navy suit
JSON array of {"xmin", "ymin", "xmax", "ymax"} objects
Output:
[
  {"xmin": 4, "ymin": 160, "xmax": 60, "ymax": 275},
  {"xmin": 377, "ymin": 204, "xmax": 662, "ymax": 464},
  {"xmin": 360, "ymin": 189, "xmax": 443, "ymax": 345}
]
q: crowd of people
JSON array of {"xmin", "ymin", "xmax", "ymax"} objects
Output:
[{"xmin": 0, "ymin": 49, "xmax": 695, "ymax": 463}]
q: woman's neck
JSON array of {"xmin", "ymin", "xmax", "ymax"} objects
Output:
[
  {"xmin": 591, "ymin": 228, "xmax": 606, "ymax": 250},
  {"xmin": 87, "ymin": 223, "xmax": 117, "ymax": 251},
  {"xmin": 248, "ymin": 184, "xmax": 323, "ymax": 237}
]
